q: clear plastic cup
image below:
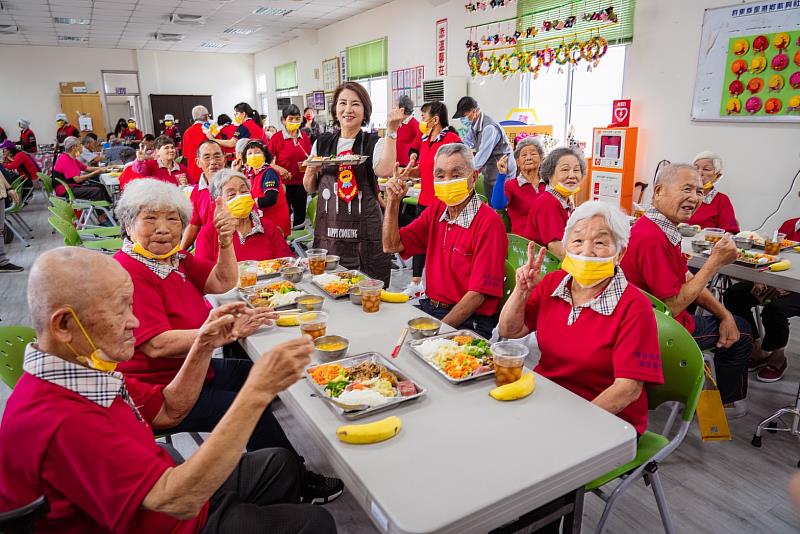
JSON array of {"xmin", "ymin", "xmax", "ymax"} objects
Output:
[
  {"xmin": 491, "ymin": 341, "xmax": 529, "ymax": 386},
  {"xmin": 358, "ymin": 279, "xmax": 384, "ymax": 313},
  {"xmin": 765, "ymin": 233, "xmax": 786, "ymax": 256},
  {"xmin": 298, "ymin": 311, "xmax": 329, "ymax": 339},
  {"xmin": 704, "ymin": 228, "xmax": 724, "ymax": 244},
  {"xmin": 238, "ymin": 260, "xmax": 258, "ymax": 288},
  {"xmin": 307, "ymin": 248, "xmax": 328, "ymax": 275}
]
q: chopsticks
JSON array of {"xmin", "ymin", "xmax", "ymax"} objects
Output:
[{"xmin": 391, "ymin": 327, "xmax": 409, "ymax": 358}]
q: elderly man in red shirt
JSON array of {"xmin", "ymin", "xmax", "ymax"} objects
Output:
[
  {"xmin": 620, "ymin": 163, "xmax": 752, "ymax": 417},
  {"xmin": 383, "ymin": 142, "xmax": 508, "ymax": 338},
  {"xmin": 180, "ymin": 139, "xmax": 226, "ymax": 249},
  {"xmin": 0, "ymin": 246, "xmax": 335, "ymax": 533},
  {"xmin": 182, "ymin": 105, "xmax": 212, "ymax": 184}
]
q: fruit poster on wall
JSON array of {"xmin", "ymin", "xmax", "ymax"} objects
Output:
[{"xmin": 719, "ymin": 30, "xmax": 800, "ymax": 118}]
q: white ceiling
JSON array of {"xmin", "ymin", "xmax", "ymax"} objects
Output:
[{"xmin": 0, "ymin": 0, "xmax": 394, "ymax": 53}]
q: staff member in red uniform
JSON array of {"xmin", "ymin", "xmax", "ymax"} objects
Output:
[
  {"xmin": 687, "ymin": 151, "xmax": 739, "ymax": 233},
  {"xmin": 180, "ymin": 140, "xmax": 226, "ymax": 249},
  {"xmin": 17, "ymin": 118, "xmax": 36, "ymax": 154},
  {"xmin": 383, "ymin": 143, "xmax": 507, "ymax": 338},
  {"xmin": 243, "ymin": 140, "xmax": 291, "ymax": 236},
  {"xmin": 524, "ymin": 147, "xmax": 585, "ymax": 259},
  {"xmin": 500, "ymin": 201, "xmax": 663, "ymax": 436},
  {"xmin": 269, "ymin": 104, "xmax": 312, "ymax": 228},
  {"xmin": 234, "ymin": 102, "xmax": 267, "ymax": 143},
  {"xmin": 395, "ymin": 95, "xmax": 418, "ymax": 167},
  {"xmin": 123, "ymin": 117, "xmax": 144, "ymax": 145},
  {"xmin": 182, "ymin": 105, "xmax": 212, "ymax": 184},
  {"xmin": 0, "ymin": 139, "xmax": 38, "ymax": 197},
  {"xmin": 491, "ymin": 137, "xmax": 546, "ymax": 235},
  {"xmin": 159, "ymin": 114, "xmax": 181, "ymax": 148},
  {"xmin": 131, "ymin": 135, "xmax": 188, "ymax": 187},
  {"xmin": 55, "ymin": 113, "xmax": 80, "ymax": 147},
  {"xmin": 215, "ymin": 113, "xmax": 239, "ymax": 162},
  {"xmin": 621, "ymin": 163, "xmax": 752, "ymax": 418},
  {"xmin": 195, "ymin": 169, "xmax": 293, "ymax": 263},
  {"xmin": 0, "ymin": 246, "xmax": 337, "ymax": 533}
]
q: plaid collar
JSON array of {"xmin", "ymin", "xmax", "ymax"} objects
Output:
[
  {"xmin": 703, "ymin": 188, "xmax": 719, "ymax": 205},
  {"xmin": 644, "ymin": 208, "xmax": 682, "ymax": 246},
  {"xmin": 422, "ymin": 126, "xmax": 454, "ymax": 144},
  {"xmin": 439, "ymin": 193, "xmax": 482, "ymax": 229},
  {"xmin": 545, "ymin": 185, "xmax": 573, "ymax": 211},
  {"xmin": 122, "ymin": 239, "xmax": 186, "ymax": 280},
  {"xmin": 517, "ymin": 173, "xmax": 541, "ymax": 188},
  {"xmin": 237, "ymin": 210, "xmax": 264, "ymax": 244},
  {"xmin": 23, "ymin": 344, "xmax": 144, "ymax": 421},
  {"xmin": 552, "ymin": 268, "xmax": 628, "ymax": 326},
  {"xmin": 157, "ymin": 159, "xmax": 181, "ymax": 173}
]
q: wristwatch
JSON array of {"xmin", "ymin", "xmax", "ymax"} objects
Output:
[{"xmin": 386, "ymin": 130, "xmax": 398, "ymax": 139}]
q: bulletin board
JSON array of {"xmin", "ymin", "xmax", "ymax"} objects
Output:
[
  {"xmin": 391, "ymin": 66, "xmax": 424, "ymax": 107},
  {"xmin": 691, "ymin": 0, "xmax": 800, "ymax": 123},
  {"xmin": 322, "ymin": 57, "xmax": 341, "ymax": 93}
]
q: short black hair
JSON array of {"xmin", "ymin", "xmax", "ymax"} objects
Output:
[
  {"xmin": 421, "ymin": 101, "xmax": 450, "ymax": 128},
  {"xmin": 234, "ymin": 102, "xmax": 259, "ymax": 121},
  {"xmin": 143, "ymin": 134, "xmax": 155, "ymax": 142},
  {"xmin": 243, "ymin": 140, "xmax": 273, "ymax": 164},
  {"xmin": 331, "ymin": 82, "xmax": 372, "ymax": 126},
  {"xmin": 196, "ymin": 139, "xmax": 222, "ymax": 157},
  {"xmin": 282, "ymin": 104, "xmax": 302, "ymax": 119},
  {"xmin": 84, "ymin": 132, "xmax": 98, "ymax": 141},
  {"xmin": 154, "ymin": 135, "xmax": 175, "ymax": 150},
  {"xmin": 217, "ymin": 114, "xmax": 232, "ymax": 126}
]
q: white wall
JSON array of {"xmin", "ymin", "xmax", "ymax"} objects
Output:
[{"xmin": 0, "ymin": 45, "xmax": 255, "ymax": 145}]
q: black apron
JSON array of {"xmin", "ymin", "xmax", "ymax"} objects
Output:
[{"xmin": 313, "ymin": 131, "xmax": 391, "ymax": 285}]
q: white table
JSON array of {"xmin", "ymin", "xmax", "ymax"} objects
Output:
[
  {"xmin": 99, "ymin": 172, "xmax": 121, "ymax": 201},
  {"xmin": 214, "ymin": 276, "xmax": 636, "ymax": 534},
  {"xmin": 682, "ymin": 237, "xmax": 800, "ymax": 293}
]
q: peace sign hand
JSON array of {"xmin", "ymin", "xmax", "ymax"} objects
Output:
[{"xmin": 515, "ymin": 241, "xmax": 547, "ymax": 294}]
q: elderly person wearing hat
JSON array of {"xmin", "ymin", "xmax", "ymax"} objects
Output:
[
  {"xmin": 453, "ymin": 96, "xmax": 515, "ymax": 207},
  {"xmin": 686, "ymin": 151, "xmax": 739, "ymax": 233},
  {"xmin": 159, "ymin": 113, "xmax": 182, "ymax": 146},
  {"xmin": 122, "ymin": 117, "xmax": 144, "ymax": 145},
  {"xmin": 523, "ymin": 147, "xmax": 585, "ymax": 259},
  {"xmin": 0, "ymin": 246, "xmax": 337, "ymax": 533},
  {"xmin": 500, "ymin": 201, "xmax": 663, "ymax": 436},
  {"xmin": 195, "ymin": 169, "xmax": 293, "ymax": 263},
  {"xmin": 16, "ymin": 118, "xmax": 37, "ymax": 153},
  {"xmin": 52, "ymin": 135, "xmax": 111, "ymax": 204},
  {"xmin": 491, "ymin": 137, "xmax": 546, "ymax": 235},
  {"xmin": 55, "ymin": 112, "xmax": 80, "ymax": 147}
]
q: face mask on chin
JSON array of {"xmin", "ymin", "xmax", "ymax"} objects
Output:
[
  {"xmin": 554, "ymin": 182, "xmax": 580, "ymax": 197},
  {"xmin": 65, "ymin": 306, "xmax": 118, "ymax": 372},
  {"xmin": 132, "ymin": 241, "xmax": 181, "ymax": 260}
]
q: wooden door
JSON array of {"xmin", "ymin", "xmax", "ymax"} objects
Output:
[
  {"xmin": 150, "ymin": 94, "xmax": 213, "ymax": 135},
  {"xmin": 59, "ymin": 93, "xmax": 107, "ymax": 140}
]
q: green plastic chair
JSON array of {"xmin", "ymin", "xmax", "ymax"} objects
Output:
[
  {"xmin": 4, "ymin": 180, "xmax": 33, "ymax": 246},
  {"xmin": 476, "ymin": 193, "xmax": 488, "ymax": 204},
  {"xmin": 402, "ymin": 196, "xmax": 419, "ymax": 207},
  {"xmin": 502, "ymin": 261, "xmax": 516, "ymax": 305},
  {"xmin": 0, "ymin": 326, "xmax": 36, "ymax": 389},
  {"xmin": 49, "ymin": 198, "xmax": 121, "ymax": 239},
  {"xmin": 587, "ymin": 309, "xmax": 705, "ymax": 534},
  {"xmin": 506, "ymin": 233, "xmax": 562, "ymax": 275},
  {"xmin": 48, "ymin": 215, "xmax": 122, "ymax": 252},
  {"xmin": 53, "ymin": 177, "xmax": 117, "ymax": 227},
  {"xmin": 38, "ymin": 172, "xmax": 53, "ymax": 196},
  {"xmin": 475, "ymin": 173, "xmax": 485, "ymax": 198},
  {"xmin": 642, "ymin": 290, "xmax": 672, "ymax": 317},
  {"xmin": 288, "ymin": 195, "xmax": 318, "ymax": 255},
  {"xmin": 497, "ymin": 209, "xmax": 511, "ymax": 233}
]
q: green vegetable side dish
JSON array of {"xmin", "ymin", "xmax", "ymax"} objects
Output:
[
  {"xmin": 325, "ymin": 378, "xmax": 350, "ymax": 397},
  {"xmin": 465, "ymin": 338, "xmax": 491, "ymax": 357}
]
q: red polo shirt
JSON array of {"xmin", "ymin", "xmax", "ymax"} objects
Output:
[
  {"xmin": 505, "ymin": 177, "xmax": 546, "ymax": 236},
  {"xmin": 415, "ymin": 129, "xmax": 462, "ymax": 206},
  {"xmin": 249, "ymin": 166, "xmax": 291, "ymax": 236},
  {"xmin": 779, "ymin": 218, "xmax": 800, "ymax": 242},
  {"xmin": 686, "ymin": 191, "xmax": 739, "ymax": 233},
  {"xmin": 19, "ymin": 128, "xmax": 37, "ymax": 153},
  {"xmin": 182, "ymin": 122, "xmax": 206, "ymax": 184},
  {"xmin": 524, "ymin": 189, "xmax": 571, "ymax": 246},
  {"xmin": 162, "ymin": 125, "xmax": 182, "ymax": 144},
  {"xmin": 56, "ymin": 124, "xmax": 80, "ymax": 144},
  {"xmin": 4, "ymin": 151, "xmax": 38, "ymax": 181},
  {"xmin": 114, "ymin": 251, "xmax": 215, "ymax": 386},
  {"xmin": 132, "ymin": 158, "xmax": 187, "ymax": 186},
  {"xmin": 195, "ymin": 211, "xmax": 293, "ymax": 263},
  {"xmin": 621, "ymin": 216, "xmax": 695, "ymax": 333},
  {"xmin": 217, "ymin": 123, "xmax": 239, "ymax": 159},
  {"xmin": 399, "ymin": 197, "xmax": 507, "ymax": 315},
  {"xmin": 396, "ymin": 118, "xmax": 419, "ymax": 167},
  {"xmin": 123, "ymin": 128, "xmax": 144, "ymax": 142},
  {"xmin": 189, "ymin": 179, "xmax": 214, "ymax": 228},
  {"xmin": 0, "ymin": 373, "xmax": 208, "ymax": 533},
  {"xmin": 269, "ymin": 131, "xmax": 311, "ymax": 185},
  {"xmin": 524, "ymin": 270, "xmax": 663, "ymax": 435},
  {"xmin": 242, "ymin": 118, "xmax": 267, "ymax": 143}
]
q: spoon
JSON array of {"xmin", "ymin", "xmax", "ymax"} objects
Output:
[
  {"xmin": 334, "ymin": 183, "xmax": 339, "ymax": 214},
  {"xmin": 358, "ymin": 191, "xmax": 362, "ymax": 214},
  {"xmin": 311, "ymin": 393, "xmax": 368, "ymax": 412},
  {"xmin": 322, "ymin": 188, "xmax": 330, "ymax": 214}
]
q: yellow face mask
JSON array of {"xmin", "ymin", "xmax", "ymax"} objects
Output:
[
  {"xmin": 56, "ymin": 120, "xmax": 66, "ymax": 128},
  {"xmin": 132, "ymin": 241, "xmax": 181, "ymax": 260},
  {"xmin": 561, "ymin": 252, "xmax": 616, "ymax": 288},
  {"xmin": 65, "ymin": 306, "xmax": 118, "ymax": 372},
  {"xmin": 703, "ymin": 181, "xmax": 715, "ymax": 191},
  {"xmin": 285, "ymin": 121, "xmax": 301, "ymax": 133},
  {"xmin": 128, "ymin": 122, "xmax": 136, "ymax": 130},
  {"xmin": 554, "ymin": 182, "xmax": 580, "ymax": 197},
  {"xmin": 234, "ymin": 114, "xmax": 244, "ymax": 125},
  {"xmin": 246, "ymin": 154, "xmax": 266, "ymax": 169},
  {"xmin": 164, "ymin": 121, "xmax": 173, "ymax": 127},
  {"xmin": 226, "ymin": 194, "xmax": 255, "ymax": 218},
  {"xmin": 419, "ymin": 121, "xmax": 430, "ymax": 135},
  {"xmin": 434, "ymin": 178, "xmax": 471, "ymax": 206}
]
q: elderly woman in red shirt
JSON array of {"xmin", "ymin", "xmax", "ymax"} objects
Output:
[
  {"xmin": 500, "ymin": 201, "xmax": 663, "ymax": 436},
  {"xmin": 523, "ymin": 147, "xmax": 585, "ymax": 259},
  {"xmin": 269, "ymin": 104, "xmax": 312, "ymax": 228},
  {"xmin": 687, "ymin": 151, "xmax": 739, "ymax": 233},
  {"xmin": 491, "ymin": 136, "xmax": 546, "ymax": 235},
  {"xmin": 0, "ymin": 139, "xmax": 38, "ymax": 197},
  {"xmin": 195, "ymin": 169, "xmax": 293, "ymax": 263},
  {"xmin": 131, "ymin": 135, "xmax": 188, "ymax": 187}
]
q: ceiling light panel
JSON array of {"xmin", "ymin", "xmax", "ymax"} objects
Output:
[
  {"xmin": 223, "ymin": 26, "xmax": 261, "ymax": 35},
  {"xmin": 201, "ymin": 41, "xmax": 226, "ymax": 48},
  {"xmin": 253, "ymin": 7, "xmax": 293, "ymax": 16},
  {"xmin": 53, "ymin": 17, "xmax": 90, "ymax": 25}
]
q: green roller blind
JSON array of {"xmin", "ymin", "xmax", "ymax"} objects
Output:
[
  {"xmin": 516, "ymin": 0, "xmax": 635, "ymax": 51},
  {"xmin": 346, "ymin": 37, "xmax": 388, "ymax": 79},
  {"xmin": 274, "ymin": 62, "xmax": 297, "ymax": 91}
]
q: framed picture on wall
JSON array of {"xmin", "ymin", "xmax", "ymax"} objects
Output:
[
  {"xmin": 313, "ymin": 91, "xmax": 326, "ymax": 110},
  {"xmin": 305, "ymin": 93, "xmax": 315, "ymax": 111},
  {"xmin": 322, "ymin": 57, "xmax": 340, "ymax": 93}
]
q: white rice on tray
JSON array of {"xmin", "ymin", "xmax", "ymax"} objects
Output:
[
  {"xmin": 312, "ymin": 274, "xmax": 340, "ymax": 286},
  {"xmin": 416, "ymin": 338, "xmax": 459, "ymax": 361}
]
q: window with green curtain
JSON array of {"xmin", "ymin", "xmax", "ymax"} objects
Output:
[
  {"xmin": 515, "ymin": 0, "xmax": 635, "ymax": 52},
  {"xmin": 274, "ymin": 62, "xmax": 297, "ymax": 91},
  {"xmin": 346, "ymin": 37, "xmax": 388, "ymax": 80}
]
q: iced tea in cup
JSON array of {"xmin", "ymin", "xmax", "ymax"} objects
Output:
[
  {"xmin": 491, "ymin": 341, "xmax": 528, "ymax": 386},
  {"xmin": 358, "ymin": 279, "xmax": 384, "ymax": 313},
  {"xmin": 238, "ymin": 261, "xmax": 258, "ymax": 288},
  {"xmin": 307, "ymin": 248, "xmax": 328, "ymax": 275},
  {"xmin": 765, "ymin": 233, "xmax": 786, "ymax": 256},
  {"xmin": 298, "ymin": 312, "xmax": 329, "ymax": 339}
]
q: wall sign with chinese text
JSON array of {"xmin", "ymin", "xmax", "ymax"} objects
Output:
[{"xmin": 436, "ymin": 18, "xmax": 448, "ymax": 77}]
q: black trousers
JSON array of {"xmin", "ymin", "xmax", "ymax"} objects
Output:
[
  {"xmin": 285, "ymin": 184, "xmax": 308, "ymax": 228},
  {"xmin": 416, "ymin": 298, "xmax": 497, "ymax": 339},
  {"xmin": 724, "ymin": 281, "xmax": 800, "ymax": 352},
  {"xmin": 202, "ymin": 448, "xmax": 337, "ymax": 534},
  {"xmin": 72, "ymin": 183, "xmax": 111, "ymax": 203}
]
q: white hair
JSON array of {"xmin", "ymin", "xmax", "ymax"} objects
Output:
[
  {"xmin": 209, "ymin": 169, "xmax": 249, "ymax": 199},
  {"xmin": 655, "ymin": 163, "xmax": 699, "ymax": 187},
  {"xmin": 63, "ymin": 136, "xmax": 80, "ymax": 151},
  {"xmin": 116, "ymin": 178, "xmax": 193, "ymax": 232},
  {"xmin": 563, "ymin": 201, "xmax": 630, "ymax": 251},
  {"xmin": 692, "ymin": 150, "xmax": 723, "ymax": 175},
  {"xmin": 192, "ymin": 105, "xmax": 209, "ymax": 121},
  {"xmin": 434, "ymin": 142, "xmax": 475, "ymax": 170}
]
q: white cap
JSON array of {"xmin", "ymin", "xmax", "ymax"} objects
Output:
[
  {"xmin": 164, "ymin": 114, "xmax": 175, "ymax": 121},
  {"xmin": 55, "ymin": 113, "xmax": 68, "ymax": 122},
  {"xmin": 235, "ymin": 137, "xmax": 250, "ymax": 155},
  {"xmin": 128, "ymin": 117, "xmax": 136, "ymax": 122}
]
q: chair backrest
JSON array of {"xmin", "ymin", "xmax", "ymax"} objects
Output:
[
  {"xmin": 646, "ymin": 311, "xmax": 705, "ymax": 423},
  {"xmin": 53, "ymin": 177, "xmax": 76, "ymax": 202},
  {"xmin": 642, "ymin": 290, "xmax": 671, "ymax": 316},
  {"xmin": 48, "ymin": 205, "xmax": 75, "ymax": 226},
  {"xmin": 475, "ymin": 173, "xmax": 485, "ymax": 198},
  {"xmin": 497, "ymin": 209, "xmax": 511, "ymax": 233},
  {"xmin": 307, "ymin": 194, "xmax": 318, "ymax": 225},
  {"xmin": 502, "ymin": 261, "xmax": 516, "ymax": 305},
  {"xmin": 38, "ymin": 172, "xmax": 53, "ymax": 195},
  {"xmin": 49, "ymin": 196, "xmax": 75, "ymax": 221},
  {"xmin": 48, "ymin": 215, "xmax": 82, "ymax": 246},
  {"xmin": 506, "ymin": 233, "xmax": 562, "ymax": 274},
  {"xmin": 476, "ymin": 193, "xmax": 488, "ymax": 204},
  {"xmin": 0, "ymin": 495, "xmax": 50, "ymax": 531},
  {"xmin": 0, "ymin": 326, "xmax": 36, "ymax": 389}
]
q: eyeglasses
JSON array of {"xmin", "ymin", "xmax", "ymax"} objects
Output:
[{"xmin": 200, "ymin": 153, "xmax": 225, "ymax": 162}]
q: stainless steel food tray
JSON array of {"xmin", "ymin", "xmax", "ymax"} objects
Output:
[
  {"xmin": 238, "ymin": 280, "xmax": 304, "ymax": 311},
  {"xmin": 407, "ymin": 329, "xmax": 495, "ymax": 384},
  {"xmin": 256, "ymin": 256, "xmax": 298, "ymax": 280},
  {"xmin": 311, "ymin": 270, "xmax": 370, "ymax": 299}
]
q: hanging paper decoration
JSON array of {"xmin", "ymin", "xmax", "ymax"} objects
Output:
[{"xmin": 465, "ymin": 0, "xmax": 514, "ymax": 12}]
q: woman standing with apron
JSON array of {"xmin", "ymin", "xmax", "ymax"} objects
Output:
[{"xmin": 303, "ymin": 82, "xmax": 404, "ymax": 286}]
